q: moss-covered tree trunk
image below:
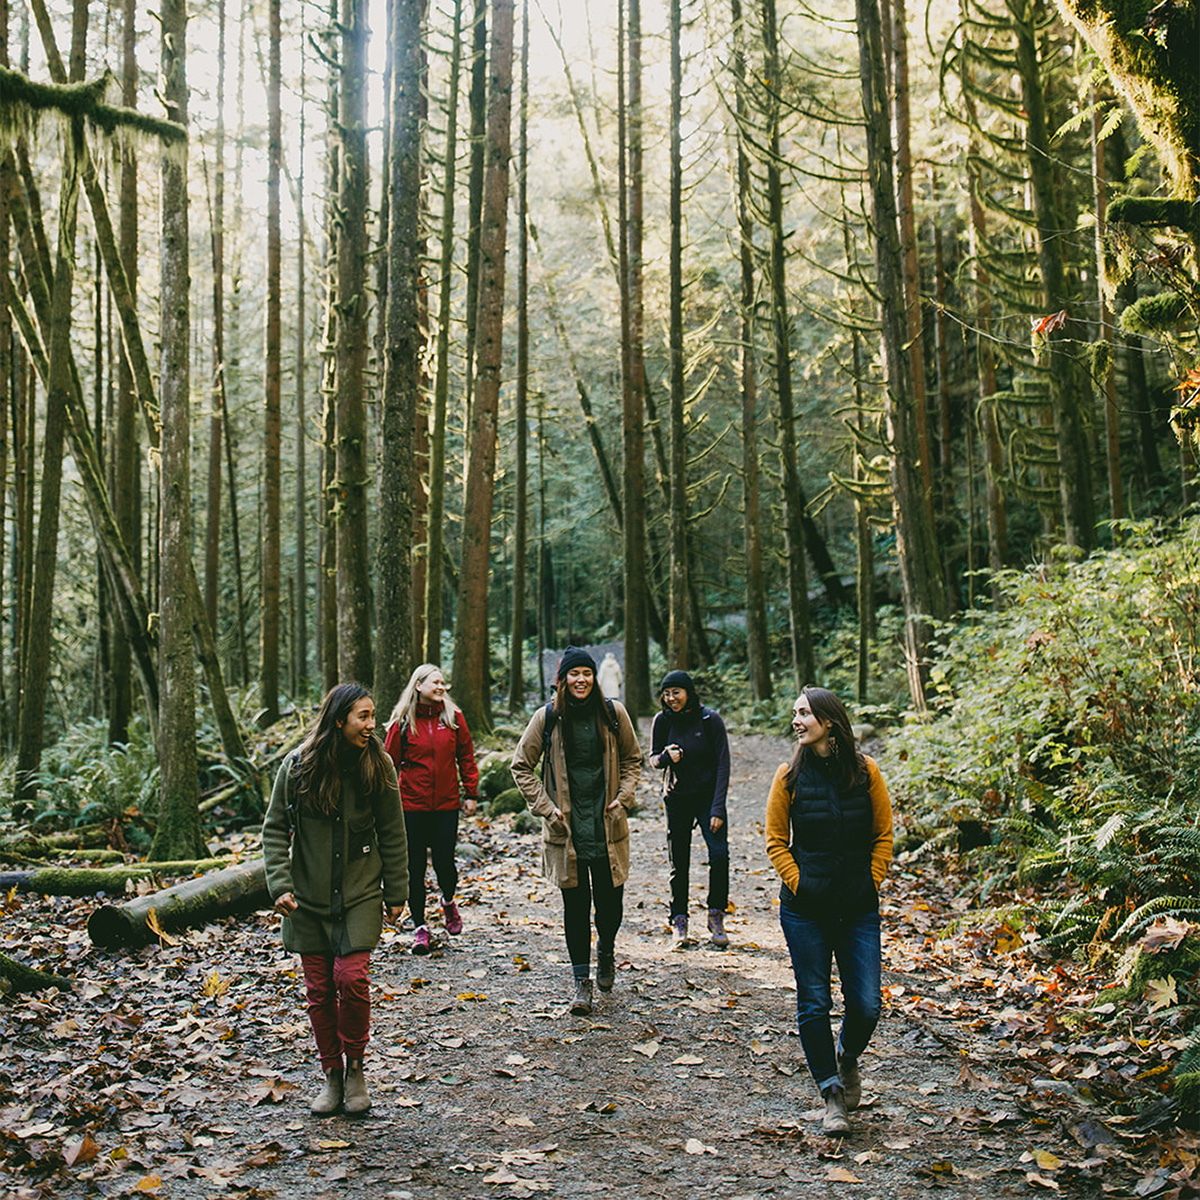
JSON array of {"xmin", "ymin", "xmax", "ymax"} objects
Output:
[{"xmin": 153, "ymin": 0, "xmax": 202, "ymax": 862}]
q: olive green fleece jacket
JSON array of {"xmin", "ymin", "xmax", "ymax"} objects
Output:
[
  {"xmin": 510, "ymin": 700, "xmax": 642, "ymax": 889},
  {"xmin": 262, "ymin": 750, "xmax": 409, "ymax": 956}
]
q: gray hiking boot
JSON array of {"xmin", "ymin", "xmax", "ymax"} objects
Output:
[
  {"xmin": 342, "ymin": 1059, "xmax": 371, "ymax": 1114},
  {"xmin": 570, "ymin": 978, "xmax": 594, "ymax": 1016},
  {"xmin": 822, "ymin": 1086, "xmax": 851, "ymax": 1135},
  {"xmin": 837, "ymin": 1050, "xmax": 862, "ymax": 1110}
]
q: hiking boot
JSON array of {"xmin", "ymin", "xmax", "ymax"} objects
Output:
[
  {"xmin": 343, "ymin": 1059, "xmax": 371, "ymax": 1115},
  {"xmin": 671, "ymin": 915, "xmax": 689, "ymax": 948},
  {"xmin": 707, "ymin": 908, "xmax": 729, "ymax": 948},
  {"xmin": 596, "ymin": 952, "xmax": 615, "ymax": 993},
  {"xmin": 310, "ymin": 1067, "xmax": 343, "ymax": 1116},
  {"xmin": 821, "ymin": 1086, "xmax": 851, "ymax": 1135},
  {"xmin": 569, "ymin": 978, "xmax": 594, "ymax": 1016},
  {"xmin": 412, "ymin": 925, "xmax": 431, "ymax": 955},
  {"xmin": 837, "ymin": 1050, "xmax": 862, "ymax": 1110},
  {"xmin": 443, "ymin": 897, "xmax": 463, "ymax": 935}
]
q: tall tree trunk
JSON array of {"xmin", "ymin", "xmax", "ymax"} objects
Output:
[
  {"xmin": 424, "ymin": 0, "xmax": 463, "ymax": 663},
  {"xmin": 260, "ymin": 0, "xmax": 282, "ymax": 720},
  {"xmin": 762, "ymin": 0, "xmax": 814, "ymax": 692},
  {"xmin": 625, "ymin": 0, "xmax": 650, "ymax": 710},
  {"xmin": 13, "ymin": 124, "xmax": 79, "ymax": 804},
  {"xmin": 0, "ymin": 0, "xmax": 10, "ymax": 747},
  {"xmin": 335, "ymin": 0, "xmax": 374, "ymax": 684},
  {"xmin": 1092, "ymin": 95, "xmax": 1123, "ymax": 525},
  {"xmin": 295, "ymin": 45, "xmax": 309, "ymax": 692},
  {"xmin": 1015, "ymin": 0, "xmax": 1095, "ymax": 549},
  {"xmin": 204, "ymin": 0, "xmax": 226, "ymax": 642},
  {"xmin": 376, "ymin": 0, "xmax": 422, "ymax": 708},
  {"xmin": 452, "ymin": 0, "xmax": 513, "ymax": 734},
  {"xmin": 508, "ymin": 0, "xmax": 529, "ymax": 711},
  {"xmin": 854, "ymin": 0, "xmax": 947, "ymax": 708},
  {"xmin": 461, "ymin": 0, "xmax": 487, "ymax": 450},
  {"xmin": 318, "ymin": 0, "xmax": 340, "ymax": 690},
  {"xmin": 731, "ymin": 0, "xmax": 770, "ymax": 702},
  {"xmin": 153, "ymin": 0, "xmax": 202, "ymax": 859},
  {"xmin": 667, "ymin": 0, "xmax": 689, "ymax": 669},
  {"xmin": 891, "ymin": 0, "xmax": 934, "ymax": 519}
]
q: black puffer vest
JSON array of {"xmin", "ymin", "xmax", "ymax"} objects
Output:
[{"xmin": 781, "ymin": 756, "xmax": 877, "ymax": 918}]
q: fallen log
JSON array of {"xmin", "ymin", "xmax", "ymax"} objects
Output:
[
  {"xmin": 87, "ymin": 858, "xmax": 269, "ymax": 948},
  {"xmin": 0, "ymin": 826, "xmax": 110, "ymax": 858},
  {"xmin": 0, "ymin": 950, "xmax": 70, "ymax": 993},
  {"xmin": 0, "ymin": 859, "xmax": 236, "ymax": 897}
]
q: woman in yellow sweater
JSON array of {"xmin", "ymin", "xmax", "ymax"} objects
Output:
[{"xmin": 765, "ymin": 686, "xmax": 893, "ymax": 1135}]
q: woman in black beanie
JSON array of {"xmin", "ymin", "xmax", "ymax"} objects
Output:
[
  {"xmin": 511, "ymin": 647, "xmax": 642, "ymax": 1014},
  {"xmin": 649, "ymin": 670, "xmax": 731, "ymax": 947}
]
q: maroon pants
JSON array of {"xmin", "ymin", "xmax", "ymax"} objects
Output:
[{"xmin": 301, "ymin": 951, "xmax": 371, "ymax": 1071}]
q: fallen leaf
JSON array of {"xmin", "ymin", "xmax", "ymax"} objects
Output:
[
  {"xmin": 145, "ymin": 908, "xmax": 178, "ymax": 947},
  {"xmin": 317, "ymin": 1139, "xmax": 351, "ymax": 1150},
  {"xmin": 632, "ymin": 1041, "xmax": 660, "ymax": 1059},
  {"xmin": 672, "ymin": 1054, "xmax": 704, "ymax": 1066},
  {"xmin": 684, "ymin": 1138, "xmax": 717, "ymax": 1155},
  {"xmin": 134, "ymin": 1176, "xmax": 162, "ymax": 1192},
  {"xmin": 1026, "ymin": 1172, "xmax": 1060, "ymax": 1190},
  {"xmin": 1144, "ymin": 977, "xmax": 1178, "ymax": 1012},
  {"xmin": 63, "ymin": 1134, "xmax": 101, "ymax": 1167},
  {"xmin": 200, "ymin": 970, "xmax": 230, "ymax": 998},
  {"xmin": 825, "ymin": 1166, "xmax": 863, "ymax": 1182}
]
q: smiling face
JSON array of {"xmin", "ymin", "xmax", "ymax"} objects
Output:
[
  {"xmin": 792, "ymin": 693, "xmax": 833, "ymax": 756},
  {"xmin": 339, "ymin": 696, "xmax": 377, "ymax": 749},
  {"xmin": 565, "ymin": 666, "xmax": 595, "ymax": 702},
  {"xmin": 416, "ymin": 670, "xmax": 446, "ymax": 706},
  {"xmin": 662, "ymin": 686, "xmax": 688, "ymax": 712}
]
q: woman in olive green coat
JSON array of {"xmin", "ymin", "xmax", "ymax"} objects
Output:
[{"xmin": 262, "ymin": 683, "xmax": 408, "ymax": 1116}]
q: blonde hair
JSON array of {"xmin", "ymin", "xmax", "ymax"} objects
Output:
[{"xmin": 388, "ymin": 663, "xmax": 459, "ymax": 731}]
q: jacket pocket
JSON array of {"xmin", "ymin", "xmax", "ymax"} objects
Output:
[
  {"xmin": 606, "ymin": 804, "xmax": 629, "ymax": 844},
  {"xmin": 543, "ymin": 814, "xmax": 569, "ymax": 844},
  {"xmin": 349, "ymin": 815, "xmax": 377, "ymax": 860}
]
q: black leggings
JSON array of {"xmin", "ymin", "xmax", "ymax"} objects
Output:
[
  {"xmin": 404, "ymin": 809, "xmax": 459, "ymax": 926},
  {"xmin": 561, "ymin": 858, "xmax": 624, "ymax": 971}
]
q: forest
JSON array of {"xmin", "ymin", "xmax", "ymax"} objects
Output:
[{"xmin": 1, "ymin": 0, "xmax": 1199, "ymax": 1190}]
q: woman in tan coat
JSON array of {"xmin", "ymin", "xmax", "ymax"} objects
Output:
[{"xmin": 511, "ymin": 647, "xmax": 642, "ymax": 1015}]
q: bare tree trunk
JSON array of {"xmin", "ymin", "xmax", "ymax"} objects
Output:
[
  {"xmin": 731, "ymin": 0, "xmax": 771, "ymax": 702},
  {"xmin": 204, "ymin": 0, "xmax": 226, "ymax": 641},
  {"xmin": 854, "ymin": 0, "xmax": 947, "ymax": 708},
  {"xmin": 153, "ymin": 0, "xmax": 202, "ymax": 860},
  {"xmin": 452, "ymin": 0, "xmax": 514, "ymax": 734},
  {"xmin": 295, "ymin": 45, "xmax": 309, "ymax": 692},
  {"xmin": 335, "ymin": 0, "xmax": 374, "ymax": 684},
  {"xmin": 667, "ymin": 0, "xmax": 688, "ymax": 670},
  {"xmin": 260, "ymin": 0, "xmax": 282, "ymax": 720},
  {"xmin": 0, "ymin": 0, "xmax": 10, "ymax": 747},
  {"xmin": 508, "ymin": 0, "xmax": 529, "ymax": 711},
  {"xmin": 376, "ymin": 0, "xmax": 422, "ymax": 707},
  {"xmin": 762, "ymin": 0, "xmax": 813, "ymax": 692},
  {"xmin": 461, "ymin": 0, "xmax": 487, "ymax": 450},
  {"xmin": 424, "ymin": 0, "xmax": 463, "ymax": 663},
  {"xmin": 891, "ymin": 0, "xmax": 934, "ymax": 520}
]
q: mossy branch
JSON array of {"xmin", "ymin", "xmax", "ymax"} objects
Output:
[
  {"xmin": 1107, "ymin": 196, "xmax": 1199, "ymax": 230},
  {"xmin": 0, "ymin": 66, "xmax": 186, "ymax": 144}
]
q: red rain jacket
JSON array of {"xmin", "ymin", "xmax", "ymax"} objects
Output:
[{"xmin": 384, "ymin": 704, "xmax": 480, "ymax": 813}]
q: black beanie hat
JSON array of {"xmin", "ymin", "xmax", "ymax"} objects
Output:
[
  {"xmin": 659, "ymin": 669, "xmax": 695, "ymax": 694},
  {"xmin": 557, "ymin": 646, "xmax": 597, "ymax": 679}
]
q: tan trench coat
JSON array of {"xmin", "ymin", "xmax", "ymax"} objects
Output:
[{"xmin": 510, "ymin": 701, "xmax": 642, "ymax": 888}]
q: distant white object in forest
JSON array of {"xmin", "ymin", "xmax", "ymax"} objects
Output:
[{"xmin": 597, "ymin": 652, "xmax": 624, "ymax": 700}]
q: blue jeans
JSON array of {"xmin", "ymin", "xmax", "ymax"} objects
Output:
[{"xmin": 779, "ymin": 906, "xmax": 881, "ymax": 1094}]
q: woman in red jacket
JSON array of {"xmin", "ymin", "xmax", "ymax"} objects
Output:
[{"xmin": 384, "ymin": 664, "xmax": 480, "ymax": 954}]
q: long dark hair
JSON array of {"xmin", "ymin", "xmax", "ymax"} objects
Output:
[
  {"xmin": 553, "ymin": 672, "xmax": 608, "ymax": 757},
  {"xmin": 295, "ymin": 682, "xmax": 392, "ymax": 815},
  {"xmin": 785, "ymin": 686, "xmax": 867, "ymax": 793}
]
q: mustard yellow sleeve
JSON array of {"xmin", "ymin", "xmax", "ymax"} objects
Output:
[
  {"xmin": 865, "ymin": 756, "xmax": 893, "ymax": 886},
  {"xmin": 764, "ymin": 763, "xmax": 799, "ymax": 894}
]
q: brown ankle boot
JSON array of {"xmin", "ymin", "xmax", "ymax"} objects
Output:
[
  {"xmin": 310, "ymin": 1067, "xmax": 343, "ymax": 1116},
  {"xmin": 343, "ymin": 1058, "xmax": 371, "ymax": 1114}
]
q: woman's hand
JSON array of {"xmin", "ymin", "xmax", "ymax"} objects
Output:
[
  {"xmin": 273, "ymin": 892, "xmax": 298, "ymax": 915},
  {"xmin": 666, "ymin": 744, "xmax": 682, "ymax": 764},
  {"xmin": 463, "ymin": 796, "xmax": 479, "ymax": 817},
  {"xmin": 606, "ymin": 798, "xmax": 623, "ymax": 812},
  {"xmin": 710, "ymin": 816, "xmax": 724, "ymax": 833},
  {"xmin": 385, "ymin": 904, "xmax": 405, "ymax": 924}
]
